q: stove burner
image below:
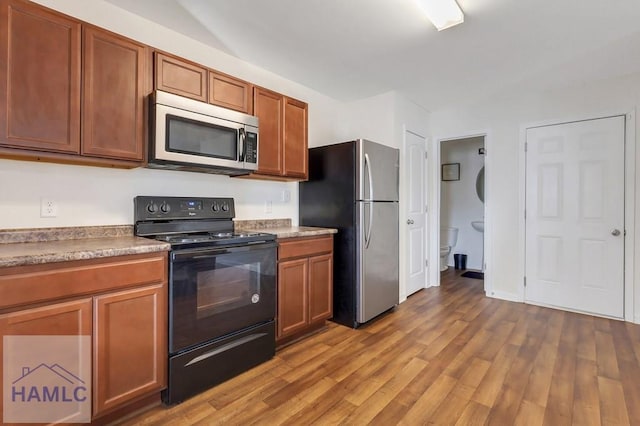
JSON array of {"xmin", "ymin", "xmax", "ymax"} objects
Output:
[
  {"xmin": 211, "ymin": 232, "xmax": 233, "ymax": 238},
  {"xmin": 157, "ymin": 234, "xmax": 210, "ymax": 243}
]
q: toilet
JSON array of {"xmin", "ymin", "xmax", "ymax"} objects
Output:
[{"xmin": 440, "ymin": 227, "xmax": 459, "ymax": 272}]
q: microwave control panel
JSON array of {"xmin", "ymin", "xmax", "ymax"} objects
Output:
[{"xmin": 245, "ymin": 131, "xmax": 258, "ymax": 164}]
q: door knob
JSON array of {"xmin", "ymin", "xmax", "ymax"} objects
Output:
[
  {"xmin": 611, "ymin": 229, "xmax": 621, "ymax": 236},
  {"xmin": 407, "ymin": 219, "xmax": 414, "ymax": 225}
]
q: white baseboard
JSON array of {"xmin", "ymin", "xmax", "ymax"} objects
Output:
[{"xmin": 486, "ymin": 290, "xmax": 523, "ymax": 303}]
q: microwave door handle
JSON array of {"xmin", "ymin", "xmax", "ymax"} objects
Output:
[{"xmin": 238, "ymin": 128, "xmax": 246, "ymax": 162}]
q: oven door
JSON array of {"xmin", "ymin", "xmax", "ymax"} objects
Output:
[{"xmin": 169, "ymin": 242, "xmax": 276, "ymax": 354}]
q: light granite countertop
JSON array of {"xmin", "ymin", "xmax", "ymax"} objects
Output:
[
  {"xmin": 234, "ymin": 219, "xmax": 337, "ymax": 239},
  {"xmin": 0, "ymin": 226, "xmax": 170, "ymax": 268},
  {"xmin": 0, "ymin": 220, "xmax": 335, "ymax": 268}
]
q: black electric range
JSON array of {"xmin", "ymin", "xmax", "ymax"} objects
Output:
[{"xmin": 134, "ymin": 196, "xmax": 277, "ymax": 404}]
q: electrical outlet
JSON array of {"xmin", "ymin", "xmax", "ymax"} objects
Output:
[
  {"xmin": 40, "ymin": 198, "xmax": 58, "ymax": 218},
  {"xmin": 264, "ymin": 201, "xmax": 273, "ymax": 214},
  {"xmin": 281, "ymin": 189, "xmax": 291, "ymax": 203}
]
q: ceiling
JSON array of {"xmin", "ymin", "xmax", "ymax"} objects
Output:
[{"xmin": 103, "ymin": 0, "xmax": 640, "ymax": 111}]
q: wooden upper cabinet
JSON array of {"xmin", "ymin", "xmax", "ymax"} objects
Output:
[
  {"xmin": 209, "ymin": 71, "xmax": 252, "ymax": 114},
  {"xmin": 250, "ymin": 87, "xmax": 308, "ymax": 180},
  {"xmin": 283, "ymin": 97, "xmax": 308, "ymax": 179},
  {"xmin": 82, "ymin": 26, "xmax": 147, "ymax": 161},
  {"xmin": 0, "ymin": 0, "xmax": 81, "ymax": 153},
  {"xmin": 154, "ymin": 52, "xmax": 207, "ymax": 102},
  {"xmin": 254, "ymin": 87, "xmax": 283, "ymax": 176}
]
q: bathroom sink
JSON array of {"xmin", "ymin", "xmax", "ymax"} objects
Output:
[{"xmin": 471, "ymin": 221, "xmax": 484, "ymax": 233}]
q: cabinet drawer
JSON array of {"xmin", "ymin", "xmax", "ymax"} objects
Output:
[
  {"xmin": 278, "ymin": 235, "xmax": 333, "ymax": 260},
  {"xmin": 0, "ymin": 253, "xmax": 167, "ymax": 310}
]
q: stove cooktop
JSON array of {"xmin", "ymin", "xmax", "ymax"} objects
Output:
[
  {"xmin": 134, "ymin": 196, "xmax": 276, "ymax": 249},
  {"xmin": 153, "ymin": 231, "xmax": 276, "ymax": 248}
]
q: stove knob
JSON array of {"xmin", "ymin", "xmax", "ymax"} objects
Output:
[
  {"xmin": 146, "ymin": 203, "xmax": 158, "ymax": 214},
  {"xmin": 160, "ymin": 203, "xmax": 171, "ymax": 213},
  {"xmin": 212, "ymin": 203, "xmax": 220, "ymax": 212},
  {"xmin": 222, "ymin": 203, "xmax": 229, "ymax": 212}
]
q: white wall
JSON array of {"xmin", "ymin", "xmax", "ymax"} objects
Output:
[
  {"xmin": 0, "ymin": 0, "xmax": 351, "ymax": 229},
  {"xmin": 441, "ymin": 137, "xmax": 484, "ymax": 270},
  {"xmin": 0, "ymin": 0, "xmax": 432, "ymax": 308},
  {"xmin": 429, "ymin": 71, "xmax": 640, "ymax": 315},
  {"xmin": 339, "ymin": 91, "xmax": 397, "ymax": 148},
  {"xmin": 0, "ymin": 160, "xmax": 299, "ymax": 228}
]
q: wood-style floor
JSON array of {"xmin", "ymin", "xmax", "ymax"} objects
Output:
[{"xmin": 120, "ymin": 269, "xmax": 640, "ymax": 425}]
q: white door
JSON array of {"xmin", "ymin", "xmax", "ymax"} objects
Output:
[
  {"xmin": 405, "ymin": 130, "xmax": 427, "ymax": 296},
  {"xmin": 525, "ymin": 116, "xmax": 625, "ymax": 318}
]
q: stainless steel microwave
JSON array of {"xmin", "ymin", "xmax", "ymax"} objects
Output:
[{"xmin": 148, "ymin": 91, "xmax": 259, "ymax": 175}]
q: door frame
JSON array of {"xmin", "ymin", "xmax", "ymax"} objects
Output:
[
  {"xmin": 519, "ymin": 110, "xmax": 636, "ymax": 322},
  {"xmin": 430, "ymin": 129, "xmax": 492, "ymax": 296}
]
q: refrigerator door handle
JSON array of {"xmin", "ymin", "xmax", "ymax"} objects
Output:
[
  {"xmin": 364, "ymin": 153, "xmax": 374, "ymax": 200},
  {"xmin": 364, "ymin": 201, "xmax": 373, "ymax": 249},
  {"xmin": 364, "ymin": 153, "xmax": 374, "ymax": 248}
]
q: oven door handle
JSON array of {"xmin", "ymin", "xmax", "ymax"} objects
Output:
[{"xmin": 172, "ymin": 241, "xmax": 277, "ymax": 261}]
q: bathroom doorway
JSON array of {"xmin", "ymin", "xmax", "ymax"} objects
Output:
[{"xmin": 438, "ymin": 136, "xmax": 486, "ymax": 281}]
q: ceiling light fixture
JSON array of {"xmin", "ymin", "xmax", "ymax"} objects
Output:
[{"xmin": 414, "ymin": 0, "xmax": 464, "ymax": 31}]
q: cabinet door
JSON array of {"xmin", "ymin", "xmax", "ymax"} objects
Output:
[
  {"xmin": 0, "ymin": 298, "xmax": 92, "ymax": 336},
  {"xmin": 209, "ymin": 71, "xmax": 252, "ymax": 114},
  {"xmin": 93, "ymin": 283, "xmax": 167, "ymax": 417},
  {"xmin": 82, "ymin": 26, "xmax": 146, "ymax": 161},
  {"xmin": 0, "ymin": 0, "xmax": 81, "ymax": 153},
  {"xmin": 309, "ymin": 253, "xmax": 333, "ymax": 323},
  {"xmin": 0, "ymin": 299, "xmax": 92, "ymax": 421},
  {"xmin": 283, "ymin": 97, "xmax": 308, "ymax": 179},
  {"xmin": 277, "ymin": 258, "xmax": 308, "ymax": 339},
  {"xmin": 253, "ymin": 87, "xmax": 283, "ymax": 176},
  {"xmin": 155, "ymin": 52, "xmax": 207, "ymax": 102}
]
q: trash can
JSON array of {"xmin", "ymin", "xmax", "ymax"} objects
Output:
[{"xmin": 454, "ymin": 254, "xmax": 467, "ymax": 270}]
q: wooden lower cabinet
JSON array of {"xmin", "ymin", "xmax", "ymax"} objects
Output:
[
  {"xmin": 277, "ymin": 235, "xmax": 333, "ymax": 344},
  {"xmin": 0, "ymin": 252, "xmax": 168, "ymax": 421},
  {"xmin": 0, "ymin": 299, "xmax": 92, "ymax": 423},
  {"xmin": 309, "ymin": 253, "xmax": 333, "ymax": 323},
  {"xmin": 93, "ymin": 283, "xmax": 166, "ymax": 417},
  {"xmin": 278, "ymin": 258, "xmax": 309, "ymax": 337},
  {"xmin": 0, "ymin": 298, "xmax": 92, "ymax": 336}
]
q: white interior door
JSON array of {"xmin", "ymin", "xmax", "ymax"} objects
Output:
[
  {"xmin": 525, "ymin": 116, "xmax": 625, "ymax": 318},
  {"xmin": 405, "ymin": 130, "xmax": 427, "ymax": 296}
]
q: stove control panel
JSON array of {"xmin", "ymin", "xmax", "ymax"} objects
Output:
[{"xmin": 134, "ymin": 196, "xmax": 235, "ymax": 221}]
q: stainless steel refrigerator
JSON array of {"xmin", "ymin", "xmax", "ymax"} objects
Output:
[{"xmin": 299, "ymin": 139, "xmax": 399, "ymax": 328}]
